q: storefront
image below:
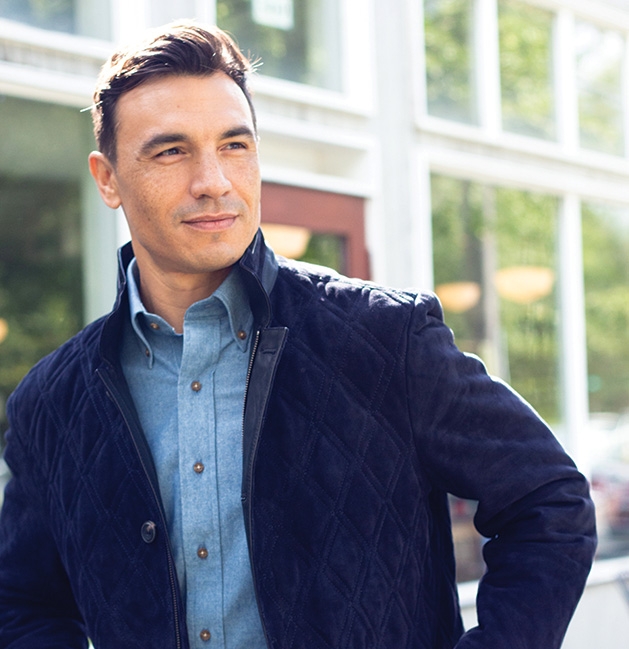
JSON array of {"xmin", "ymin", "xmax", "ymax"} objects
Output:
[{"xmin": 2, "ymin": 3, "xmax": 629, "ymax": 639}]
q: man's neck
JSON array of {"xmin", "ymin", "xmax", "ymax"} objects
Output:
[{"xmin": 137, "ymin": 263, "xmax": 232, "ymax": 334}]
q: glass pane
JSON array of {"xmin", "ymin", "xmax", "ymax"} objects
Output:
[
  {"xmin": 582, "ymin": 203, "xmax": 629, "ymax": 559},
  {"xmin": 576, "ymin": 22, "xmax": 625, "ymax": 156},
  {"xmin": 0, "ymin": 0, "xmax": 75, "ymax": 33},
  {"xmin": 498, "ymin": 0, "xmax": 556, "ymax": 140},
  {"xmin": 424, "ymin": 0, "xmax": 477, "ymax": 124},
  {"xmin": 260, "ymin": 223, "xmax": 346, "ymax": 273},
  {"xmin": 431, "ymin": 174, "xmax": 560, "ymax": 581},
  {"xmin": 0, "ymin": 0, "xmax": 110, "ymax": 39},
  {"xmin": 432, "ymin": 175, "xmax": 560, "ymax": 418},
  {"xmin": 217, "ymin": 0, "xmax": 342, "ymax": 91},
  {"xmin": 0, "ymin": 178, "xmax": 83, "ymax": 444}
]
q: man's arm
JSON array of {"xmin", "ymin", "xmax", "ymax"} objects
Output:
[
  {"xmin": 0, "ymin": 421, "xmax": 87, "ymax": 649},
  {"xmin": 407, "ymin": 293, "xmax": 597, "ymax": 649}
]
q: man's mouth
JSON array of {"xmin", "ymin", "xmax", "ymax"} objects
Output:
[{"xmin": 182, "ymin": 214, "xmax": 237, "ymax": 231}]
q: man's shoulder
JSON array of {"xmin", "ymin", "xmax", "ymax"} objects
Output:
[
  {"xmin": 274, "ymin": 257, "xmax": 413, "ymax": 304},
  {"xmin": 273, "ymin": 257, "xmax": 441, "ymax": 319}
]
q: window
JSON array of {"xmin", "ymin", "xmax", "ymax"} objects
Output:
[
  {"xmin": 0, "ymin": 0, "xmax": 110, "ymax": 39},
  {"xmin": 0, "ymin": 0, "xmax": 74, "ymax": 32},
  {"xmin": 431, "ymin": 174, "xmax": 560, "ymax": 581},
  {"xmin": 424, "ymin": 0, "xmax": 477, "ymax": 124},
  {"xmin": 498, "ymin": 0, "xmax": 556, "ymax": 140},
  {"xmin": 432, "ymin": 175, "xmax": 560, "ymax": 421},
  {"xmin": 217, "ymin": 0, "xmax": 342, "ymax": 91},
  {"xmin": 260, "ymin": 182, "xmax": 368, "ymax": 278},
  {"xmin": 0, "ymin": 97, "xmax": 89, "ymax": 446},
  {"xmin": 0, "ymin": 177, "xmax": 83, "ymax": 442},
  {"xmin": 261, "ymin": 225, "xmax": 346, "ymax": 273},
  {"xmin": 583, "ymin": 204, "xmax": 629, "ymax": 416},
  {"xmin": 576, "ymin": 22, "xmax": 625, "ymax": 156},
  {"xmin": 582, "ymin": 202, "xmax": 629, "ymax": 559}
]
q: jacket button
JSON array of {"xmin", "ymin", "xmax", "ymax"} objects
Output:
[{"xmin": 141, "ymin": 520, "xmax": 157, "ymax": 543}]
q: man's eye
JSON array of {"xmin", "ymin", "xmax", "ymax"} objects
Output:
[
  {"xmin": 157, "ymin": 147, "xmax": 181, "ymax": 157},
  {"xmin": 225, "ymin": 141, "xmax": 246, "ymax": 150}
]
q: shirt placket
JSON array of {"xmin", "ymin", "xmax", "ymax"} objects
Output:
[{"xmin": 178, "ymin": 309, "xmax": 224, "ymax": 648}]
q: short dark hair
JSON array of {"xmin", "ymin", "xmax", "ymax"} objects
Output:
[{"xmin": 91, "ymin": 21, "xmax": 257, "ymax": 163}]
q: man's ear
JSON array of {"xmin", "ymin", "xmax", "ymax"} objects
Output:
[{"xmin": 88, "ymin": 151, "xmax": 122, "ymax": 209}]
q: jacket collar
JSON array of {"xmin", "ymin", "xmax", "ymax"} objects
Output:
[{"xmin": 100, "ymin": 228, "xmax": 278, "ymax": 368}]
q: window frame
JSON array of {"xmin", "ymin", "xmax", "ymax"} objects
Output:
[{"xmin": 415, "ymin": 0, "xmax": 629, "ymax": 477}]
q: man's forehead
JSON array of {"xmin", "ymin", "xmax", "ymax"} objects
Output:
[
  {"xmin": 114, "ymin": 73, "xmax": 255, "ymax": 132},
  {"xmin": 117, "ymin": 72, "xmax": 243, "ymax": 105}
]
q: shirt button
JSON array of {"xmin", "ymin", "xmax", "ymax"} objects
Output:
[
  {"xmin": 191, "ymin": 380, "xmax": 202, "ymax": 392},
  {"xmin": 197, "ymin": 546, "xmax": 208, "ymax": 559},
  {"xmin": 149, "ymin": 322, "xmax": 160, "ymax": 330},
  {"xmin": 200, "ymin": 629, "xmax": 211, "ymax": 642},
  {"xmin": 144, "ymin": 348, "xmax": 150, "ymax": 357},
  {"xmin": 141, "ymin": 520, "xmax": 157, "ymax": 543},
  {"xmin": 193, "ymin": 462, "xmax": 205, "ymax": 474},
  {"xmin": 237, "ymin": 330, "xmax": 247, "ymax": 340}
]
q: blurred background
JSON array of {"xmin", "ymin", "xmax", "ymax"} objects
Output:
[{"xmin": 1, "ymin": 0, "xmax": 629, "ymax": 644}]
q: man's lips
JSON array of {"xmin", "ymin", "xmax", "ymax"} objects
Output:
[{"xmin": 181, "ymin": 214, "xmax": 237, "ymax": 231}]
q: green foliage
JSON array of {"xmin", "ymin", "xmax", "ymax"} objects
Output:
[
  {"xmin": 0, "ymin": 0, "xmax": 74, "ymax": 32},
  {"xmin": 431, "ymin": 174, "xmax": 559, "ymax": 423},
  {"xmin": 582, "ymin": 204, "xmax": 629, "ymax": 413},
  {"xmin": 0, "ymin": 178, "xmax": 83, "ymax": 441},
  {"xmin": 217, "ymin": 0, "xmax": 341, "ymax": 90},
  {"xmin": 498, "ymin": 0, "xmax": 555, "ymax": 139},
  {"xmin": 577, "ymin": 23, "xmax": 625, "ymax": 155},
  {"xmin": 300, "ymin": 233, "xmax": 345, "ymax": 272},
  {"xmin": 424, "ymin": 0, "xmax": 477, "ymax": 124},
  {"xmin": 495, "ymin": 187, "xmax": 556, "ymax": 265}
]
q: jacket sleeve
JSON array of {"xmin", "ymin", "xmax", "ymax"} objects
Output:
[
  {"xmin": 407, "ymin": 293, "xmax": 597, "ymax": 649},
  {"xmin": 0, "ymin": 402, "xmax": 88, "ymax": 649}
]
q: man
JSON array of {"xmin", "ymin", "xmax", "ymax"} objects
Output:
[{"xmin": 0, "ymin": 21, "xmax": 596, "ymax": 649}]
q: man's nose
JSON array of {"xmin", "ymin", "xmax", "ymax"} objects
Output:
[{"xmin": 190, "ymin": 152, "xmax": 232, "ymax": 199}]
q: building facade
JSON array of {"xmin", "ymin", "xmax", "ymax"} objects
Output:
[{"xmin": 1, "ymin": 0, "xmax": 629, "ymax": 643}]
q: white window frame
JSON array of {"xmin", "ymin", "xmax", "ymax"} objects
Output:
[
  {"xmin": 244, "ymin": 0, "xmax": 376, "ymax": 116},
  {"xmin": 414, "ymin": 0, "xmax": 629, "ymax": 472}
]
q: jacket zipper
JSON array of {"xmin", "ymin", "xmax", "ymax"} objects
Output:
[
  {"xmin": 240, "ymin": 328, "xmax": 274, "ymax": 648},
  {"xmin": 241, "ymin": 328, "xmax": 261, "ymax": 455},
  {"xmin": 97, "ymin": 367, "xmax": 183, "ymax": 649}
]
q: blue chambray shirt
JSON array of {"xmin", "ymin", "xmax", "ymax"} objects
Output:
[{"xmin": 120, "ymin": 259, "xmax": 267, "ymax": 649}]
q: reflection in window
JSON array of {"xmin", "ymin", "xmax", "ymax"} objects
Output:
[
  {"xmin": 0, "ymin": 178, "xmax": 83, "ymax": 443},
  {"xmin": 576, "ymin": 22, "xmax": 625, "ymax": 156},
  {"xmin": 498, "ymin": 0, "xmax": 555, "ymax": 140},
  {"xmin": 260, "ymin": 223, "xmax": 346, "ymax": 273},
  {"xmin": 583, "ymin": 204, "xmax": 629, "ymax": 415},
  {"xmin": 432, "ymin": 175, "xmax": 559, "ymax": 422},
  {"xmin": 582, "ymin": 203, "xmax": 629, "ymax": 559},
  {"xmin": 217, "ymin": 0, "xmax": 342, "ymax": 91},
  {"xmin": 0, "ymin": 0, "xmax": 74, "ymax": 33},
  {"xmin": 432, "ymin": 174, "xmax": 560, "ymax": 581},
  {"xmin": 424, "ymin": 0, "xmax": 477, "ymax": 124}
]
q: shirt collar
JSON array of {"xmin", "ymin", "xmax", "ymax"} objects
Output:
[{"xmin": 126, "ymin": 259, "xmax": 254, "ymax": 364}]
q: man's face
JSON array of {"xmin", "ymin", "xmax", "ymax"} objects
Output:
[{"xmin": 90, "ymin": 73, "xmax": 261, "ymax": 284}]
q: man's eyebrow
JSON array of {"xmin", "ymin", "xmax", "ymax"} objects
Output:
[
  {"xmin": 140, "ymin": 133, "xmax": 188, "ymax": 156},
  {"xmin": 222, "ymin": 125, "xmax": 257, "ymax": 140}
]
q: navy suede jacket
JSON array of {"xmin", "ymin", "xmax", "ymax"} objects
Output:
[{"xmin": 0, "ymin": 231, "xmax": 596, "ymax": 648}]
